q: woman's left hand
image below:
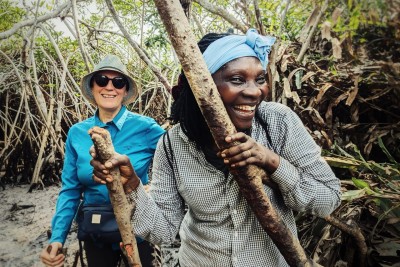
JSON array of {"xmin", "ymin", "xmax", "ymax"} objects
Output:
[{"xmin": 219, "ymin": 132, "xmax": 280, "ymax": 173}]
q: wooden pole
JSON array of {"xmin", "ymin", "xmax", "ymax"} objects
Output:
[
  {"xmin": 89, "ymin": 126, "xmax": 141, "ymax": 267},
  {"xmin": 152, "ymin": 0, "xmax": 315, "ymax": 266}
]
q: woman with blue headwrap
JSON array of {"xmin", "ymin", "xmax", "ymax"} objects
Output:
[{"xmin": 91, "ymin": 29, "xmax": 341, "ymax": 266}]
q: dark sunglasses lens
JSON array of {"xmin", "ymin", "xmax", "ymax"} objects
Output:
[
  {"xmin": 94, "ymin": 75, "xmax": 109, "ymax": 87},
  {"xmin": 112, "ymin": 77, "xmax": 127, "ymax": 89}
]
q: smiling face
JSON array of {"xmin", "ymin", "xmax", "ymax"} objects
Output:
[
  {"xmin": 212, "ymin": 56, "xmax": 268, "ymax": 131},
  {"xmin": 91, "ymin": 70, "xmax": 128, "ymax": 115}
]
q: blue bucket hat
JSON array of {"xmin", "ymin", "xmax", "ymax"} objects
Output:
[{"xmin": 80, "ymin": 54, "xmax": 137, "ymax": 105}]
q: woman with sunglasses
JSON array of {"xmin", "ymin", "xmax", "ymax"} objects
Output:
[{"xmin": 40, "ymin": 54, "xmax": 165, "ymax": 267}]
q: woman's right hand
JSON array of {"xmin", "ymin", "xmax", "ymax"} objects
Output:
[
  {"xmin": 40, "ymin": 242, "xmax": 64, "ymax": 267},
  {"xmin": 90, "ymin": 147, "xmax": 141, "ymax": 193}
]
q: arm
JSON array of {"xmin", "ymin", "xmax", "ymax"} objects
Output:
[
  {"xmin": 50, "ymin": 129, "xmax": 83, "ymax": 244},
  {"xmin": 220, "ymin": 106, "xmax": 341, "ymax": 217},
  {"xmin": 269, "ymin": 108, "xmax": 341, "ymax": 217},
  {"xmin": 41, "ymin": 130, "xmax": 82, "ymax": 265},
  {"xmin": 135, "ymin": 131, "xmax": 184, "ymax": 245}
]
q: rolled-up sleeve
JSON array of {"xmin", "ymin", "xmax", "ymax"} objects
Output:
[{"xmin": 270, "ymin": 107, "xmax": 341, "ymax": 217}]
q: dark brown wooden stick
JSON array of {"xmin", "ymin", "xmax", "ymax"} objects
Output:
[
  {"xmin": 324, "ymin": 215, "xmax": 367, "ymax": 267},
  {"xmin": 152, "ymin": 1, "xmax": 316, "ymax": 266},
  {"xmin": 89, "ymin": 126, "xmax": 141, "ymax": 267}
]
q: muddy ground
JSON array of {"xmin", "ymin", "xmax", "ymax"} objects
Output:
[
  {"xmin": 0, "ymin": 184, "xmax": 80, "ymax": 267},
  {"xmin": 0, "ymin": 184, "xmax": 180, "ymax": 267}
]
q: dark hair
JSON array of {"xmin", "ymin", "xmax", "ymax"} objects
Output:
[{"xmin": 170, "ymin": 33, "xmax": 230, "ymax": 149}]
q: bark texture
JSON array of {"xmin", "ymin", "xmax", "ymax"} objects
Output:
[
  {"xmin": 153, "ymin": 0, "xmax": 316, "ymax": 266},
  {"xmin": 88, "ymin": 126, "xmax": 141, "ymax": 267}
]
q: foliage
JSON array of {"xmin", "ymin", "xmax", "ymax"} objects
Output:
[
  {"xmin": 299, "ymin": 142, "xmax": 400, "ymax": 266},
  {"xmin": 0, "ymin": 0, "xmax": 25, "ymax": 32},
  {"xmin": 327, "ymin": 0, "xmax": 389, "ymax": 39}
]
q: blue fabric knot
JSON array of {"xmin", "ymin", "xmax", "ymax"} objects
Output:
[
  {"xmin": 203, "ymin": 28, "xmax": 276, "ymax": 74},
  {"xmin": 245, "ymin": 29, "xmax": 275, "ymax": 70}
]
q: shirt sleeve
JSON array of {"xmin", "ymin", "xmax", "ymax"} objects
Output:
[
  {"xmin": 50, "ymin": 129, "xmax": 83, "ymax": 244},
  {"xmin": 270, "ymin": 108, "xmax": 341, "ymax": 217},
  {"xmin": 132, "ymin": 133, "xmax": 185, "ymax": 245}
]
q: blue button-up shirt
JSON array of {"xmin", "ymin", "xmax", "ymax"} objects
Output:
[{"xmin": 50, "ymin": 106, "xmax": 165, "ymax": 244}]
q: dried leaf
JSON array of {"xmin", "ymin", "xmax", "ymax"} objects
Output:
[
  {"xmin": 302, "ymin": 107, "xmax": 325, "ymax": 126},
  {"xmin": 350, "ymin": 104, "xmax": 359, "ymax": 122},
  {"xmin": 300, "ymin": 71, "xmax": 316, "ymax": 83},
  {"xmin": 345, "ymin": 76, "xmax": 360, "ymax": 106},
  {"xmin": 374, "ymin": 238, "xmax": 400, "ymax": 256},
  {"xmin": 326, "ymin": 93, "xmax": 348, "ymax": 127},
  {"xmin": 331, "ymin": 7, "xmax": 343, "ymax": 25},
  {"xmin": 321, "ymin": 130, "xmax": 332, "ymax": 147},
  {"xmin": 291, "ymin": 91, "xmax": 300, "ymax": 104},
  {"xmin": 283, "ymin": 78, "xmax": 292, "ymax": 98},
  {"xmin": 274, "ymin": 70, "xmax": 280, "ymax": 82},
  {"xmin": 298, "ymin": 5, "xmax": 320, "ymax": 43},
  {"xmin": 331, "ymin": 38, "xmax": 342, "ymax": 59},
  {"xmin": 324, "ymin": 156, "xmax": 360, "ymax": 168},
  {"xmin": 341, "ymin": 189, "xmax": 367, "ymax": 201},
  {"xmin": 321, "ymin": 21, "xmax": 332, "ymax": 40},
  {"xmin": 315, "ymin": 83, "xmax": 333, "ymax": 104},
  {"xmin": 287, "ymin": 67, "xmax": 306, "ymax": 86},
  {"xmin": 364, "ymin": 130, "xmax": 390, "ymax": 156},
  {"xmin": 276, "ymin": 44, "xmax": 288, "ymax": 62},
  {"xmin": 280, "ymin": 55, "xmax": 290, "ymax": 73}
]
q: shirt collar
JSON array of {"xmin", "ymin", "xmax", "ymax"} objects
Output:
[{"xmin": 94, "ymin": 106, "xmax": 128, "ymax": 130}]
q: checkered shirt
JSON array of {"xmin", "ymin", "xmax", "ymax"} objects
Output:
[{"xmin": 131, "ymin": 101, "xmax": 341, "ymax": 267}]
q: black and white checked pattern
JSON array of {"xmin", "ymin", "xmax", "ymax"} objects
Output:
[{"xmin": 131, "ymin": 101, "xmax": 341, "ymax": 267}]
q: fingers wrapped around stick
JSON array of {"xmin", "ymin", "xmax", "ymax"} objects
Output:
[
  {"xmin": 219, "ymin": 132, "xmax": 280, "ymax": 173},
  {"xmin": 90, "ymin": 148, "xmax": 139, "ymax": 189}
]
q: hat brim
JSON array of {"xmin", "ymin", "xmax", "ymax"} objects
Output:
[{"xmin": 80, "ymin": 68, "xmax": 137, "ymax": 105}]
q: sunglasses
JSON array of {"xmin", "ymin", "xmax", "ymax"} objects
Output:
[{"xmin": 93, "ymin": 74, "xmax": 127, "ymax": 89}]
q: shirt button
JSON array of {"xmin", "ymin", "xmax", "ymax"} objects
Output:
[
  {"xmin": 233, "ymin": 209, "xmax": 238, "ymax": 215},
  {"xmin": 234, "ymin": 231, "xmax": 238, "ymax": 238},
  {"xmin": 232, "ymin": 257, "xmax": 238, "ymax": 262}
]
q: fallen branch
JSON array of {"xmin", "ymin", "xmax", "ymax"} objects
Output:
[
  {"xmin": 89, "ymin": 126, "xmax": 141, "ymax": 267},
  {"xmin": 324, "ymin": 215, "xmax": 367, "ymax": 267}
]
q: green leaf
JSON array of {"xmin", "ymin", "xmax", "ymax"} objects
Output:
[
  {"xmin": 351, "ymin": 178, "xmax": 376, "ymax": 195},
  {"xmin": 378, "ymin": 137, "xmax": 398, "ymax": 164},
  {"xmin": 324, "ymin": 156, "xmax": 359, "ymax": 168},
  {"xmin": 341, "ymin": 189, "xmax": 366, "ymax": 201},
  {"xmin": 352, "ymin": 177, "xmax": 370, "ymax": 189}
]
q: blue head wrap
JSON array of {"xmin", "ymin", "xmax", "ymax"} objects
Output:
[{"xmin": 203, "ymin": 29, "xmax": 276, "ymax": 74}]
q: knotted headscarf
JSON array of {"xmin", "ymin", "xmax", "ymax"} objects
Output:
[{"xmin": 203, "ymin": 28, "xmax": 276, "ymax": 74}]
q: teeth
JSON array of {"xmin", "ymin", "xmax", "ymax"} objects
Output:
[
  {"xmin": 102, "ymin": 95, "xmax": 116, "ymax": 98},
  {"xmin": 235, "ymin": 105, "xmax": 255, "ymax": 111}
]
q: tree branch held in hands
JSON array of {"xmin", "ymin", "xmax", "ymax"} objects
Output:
[{"xmin": 89, "ymin": 126, "xmax": 141, "ymax": 267}]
